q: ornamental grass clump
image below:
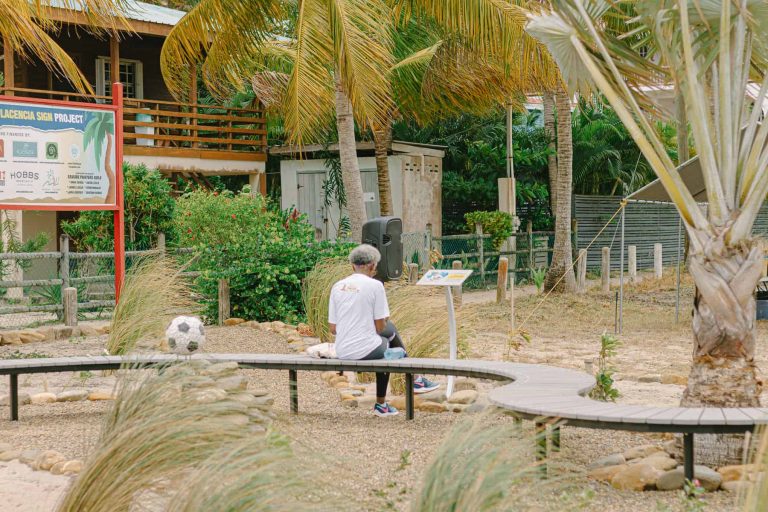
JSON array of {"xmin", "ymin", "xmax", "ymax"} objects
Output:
[
  {"xmin": 412, "ymin": 416, "xmax": 582, "ymax": 511},
  {"xmin": 59, "ymin": 362, "xmax": 307, "ymax": 512},
  {"xmin": 106, "ymin": 256, "xmax": 195, "ymax": 355},
  {"xmin": 302, "ymin": 258, "xmax": 351, "ymax": 342}
]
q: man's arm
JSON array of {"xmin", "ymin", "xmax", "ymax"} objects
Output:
[{"xmin": 374, "ymin": 318, "xmax": 387, "ymax": 333}]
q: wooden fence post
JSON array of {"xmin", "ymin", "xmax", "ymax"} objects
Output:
[
  {"xmin": 601, "ymin": 247, "xmax": 611, "ymax": 293},
  {"xmin": 425, "ymin": 223, "xmax": 433, "ymax": 270},
  {"xmin": 218, "ymin": 278, "xmax": 230, "ymax": 326},
  {"xmin": 497, "ymin": 257, "xmax": 508, "ymax": 303},
  {"xmin": 157, "ymin": 232, "xmax": 166, "ymax": 254},
  {"xmin": 476, "ymin": 224, "xmax": 485, "ymax": 283},
  {"xmin": 63, "ymin": 287, "xmax": 78, "ymax": 327},
  {"xmin": 654, "ymin": 243, "xmax": 663, "ymax": 279},
  {"xmin": 628, "ymin": 245, "xmax": 637, "ymax": 283},
  {"xmin": 452, "ymin": 260, "xmax": 463, "ymax": 307},
  {"xmin": 577, "ymin": 249, "xmax": 587, "ymax": 293},
  {"xmin": 408, "ymin": 263, "xmax": 419, "ymax": 284},
  {"xmin": 59, "ymin": 234, "xmax": 70, "ymax": 290}
]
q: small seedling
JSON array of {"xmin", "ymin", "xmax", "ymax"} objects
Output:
[
  {"xmin": 589, "ymin": 333, "xmax": 621, "ymax": 402},
  {"xmin": 530, "ymin": 267, "xmax": 546, "ymax": 293},
  {"xmin": 681, "ymin": 479, "xmax": 707, "ymax": 512},
  {"xmin": 397, "ymin": 449, "xmax": 412, "ymax": 471},
  {"xmin": 78, "ymin": 370, "xmax": 93, "ymax": 384}
]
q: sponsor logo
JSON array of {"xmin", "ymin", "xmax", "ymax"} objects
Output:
[
  {"xmin": 9, "ymin": 171, "xmax": 39, "ymax": 180},
  {"xmin": 12, "ymin": 141, "xmax": 37, "ymax": 158},
  {"xmin": 70, "ymin": 144, "xmax": 80, "ymax": 159},
  {"xmin": 45, "ymin": 142, "xmax": 58, "ymax": 160}
]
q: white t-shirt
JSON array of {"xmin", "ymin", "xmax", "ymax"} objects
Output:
[{"xmin": 328, "ymin": 273, "xmax": 390, "ymax": 360}]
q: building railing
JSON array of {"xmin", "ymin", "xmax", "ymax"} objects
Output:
[{"xmin": 0, "ymin": 87, "xmax": 267, "ymax": 155}]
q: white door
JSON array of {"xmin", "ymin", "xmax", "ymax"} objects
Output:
[{"xmin": 297, "ymin": 172, "xmax": 328, "ymax": 239}]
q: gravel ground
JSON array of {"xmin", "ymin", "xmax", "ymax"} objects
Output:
[{"xmin": 0, "ymin": 279, "xmax": 752, "ymax": 510}]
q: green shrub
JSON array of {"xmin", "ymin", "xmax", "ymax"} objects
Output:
[
  {"xmin": 465, "ymin": 210, "xmax": 514, "ymax": 249},
  {"xmin": 177, "ymin": 190, "xmax": 351, "ymax": 323},
  {"xmin": 61, "ymin": 163, "xmax": 176, "ymax": 251}
]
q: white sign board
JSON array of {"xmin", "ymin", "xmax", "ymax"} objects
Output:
[
  {"xmin": 0, "ymin": 100, "xmax": 117, "ymax": 207},
  {"xmin": 416, "ymin": 269, "xmax": 473, "ymax": 286}
]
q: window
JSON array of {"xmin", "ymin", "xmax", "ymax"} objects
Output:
[{"xmin": 95, "ymin": 57, "xmax": 143, "ymax": 99}]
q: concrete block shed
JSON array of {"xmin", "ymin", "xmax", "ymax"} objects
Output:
[{"xmin": 273, "ymin": 141, "xmax": 445, "ymax": 240}]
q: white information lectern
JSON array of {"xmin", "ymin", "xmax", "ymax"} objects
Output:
[{"xmin": 416, "ymin": 268, "xmax": 473, "ymax": 397}]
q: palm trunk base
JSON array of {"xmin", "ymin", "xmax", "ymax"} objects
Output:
[
  {"xmin": 674, "ymin": 357, "xmax": 762, "ymax": 466},
  {"xmin": 543, "ymin": 261, "xmax": 576, "ymax": 292}
]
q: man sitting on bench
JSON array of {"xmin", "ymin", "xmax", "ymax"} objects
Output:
[{"xmin": 328, "ymin": 244, "xmax": 439, "ymax": 417}]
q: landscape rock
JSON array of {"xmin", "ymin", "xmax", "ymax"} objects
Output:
[
  {"xmin": 452, "ymin": 378, "xmax": 478, "ymax": 392},
  {"xmin": 0, "ymin": 393, "xmax": 31, "ymax": 406},
  {"xmin": 87, "ymin": 391, "xmax": 115, "ymax": 401},
  {"xmin": 418, "ymin": 388, "xmax": 447, "ymax": 402},
  {"xmin": 662, "ymin": 439, "xmax": 677, "ymax": 456},
  {"xmin": 657, "ymin": 465, "xmax": 722, "ymax": 492},
  {"xmin": 339, "ymin": 393, "xmax": 356, "ymax": 401},
  {"xmin": 216, "ymin": 376, "xmax": 248, "ymax": 392},
  {"xmin": 62, "ymin": 460, "xmax": 83, "ymax": 474},
  {"xmin": 251, "ymin": 396, "xmax": 274, "ymax": 406},
  {"xmin": 588, "ymin": 464, "xmax": 628, "ymax": 482},
  {"xmin": 638, "ymin": 374, "xmax": 662, "ymax": 383},
  {"xmin": 19, "ymin": 449, "xmax": 41, "ymax": 465},
  {"xmin": 34, "ymin": 450, "xmax": 66, "ymax": 471},
  {"xmin": 50, "ymin": 461, "xmax": 68, "ymax": 475},
  {"xmin": 38, "ymin": 328, "xmax": 55, "ymax": 342},
  {"xmin": 447, "ymin": 403, "xmax": 469, "ymax": 413},
  {"xmin": 0, "ymin": 442, "xmax": 12, "ymax": 453},
  {"xmin": 19, "ymin": 330, "xmax": 45, "ymax": 343},
  {"xmin": 638, "ymin": 454, "xmax": 678, "ymax": 471},
  {"xmin": 224, "ymin": 318, "xmax": 246, "ymax": 326},
  {"xmin": 30, "ymin": 392, "xmax": 57, "ymax": 404},
  {"xmin": 1, "ymin": 331, "xmax": 22, "ymax": 345},
  {"xmin": 611, "ymin": 464, "xmax": 662, "ymax": 491},
  {"xmin": 722, "ymin": 480, "xmax": 752, "ymax": 493},
  {"xmin": 389, "ymin": 396, "xmax": 422, "ymax": 410},
  {"xmin": 56, "ymin": 390, "xmax": 89, "ymax": 402},
  {"xmin": 588, "ymin": 453, "xmax": 626, "ymax": 470},
  {"xmin": 0, "ymin": 450, "xmax": 21, "ymax": 462},
  {"xmin": 321, "ymin": 371, "xmax": 338, "ymax": 383},
  {"xmin": 329, "ymin": 376, "xmax": 349, "ymax": 387},
  {"xmin": 78, "ymin": 324, "xmax": 100, "ymax": 337},
  {"xmin": 53, "ymin": 326, "xmax": 74, "ymax": 340},
  {"xmin": 465, "ymin": 401, "xmax": 488, "ymax": 413},
  {"xmin": 447, "ymin": 390, "xmax": 479, "ymax": 404},
  {"xmin": 297, "ymin": 323, "xmax": 314, "ymax": 336},
  {"xmin": 623, "ymin": 444, "xmax": 664, "ymax": 460},
  {"xmin": 718, "ymin": 464, "xmax": 759, "ymax": 482},
  {"xmin": 188, "ymin": 388, "xmax": 228, "ymax": 404},
  {"xmin": 98, "ymin": 325, "xmax": 111, "ymax": 334},
  {"xmin": 341, "ymin": 398, "xmax": 359, "ymax": 408},
  {"xmin": 341, "ymin": 389, "xmax": 363, "ymax": 397},
  {"xmin": 417, "ymin": 401, "xmax": 447, "ymax": 413},
  {"xmin": 270, "ymin": 321, "xmax": 287, "ymax": 330},
  {"xmin": 251, "ymin": 389, "xmax": 269, "ymax": 397},
  {"xmin": 356, "ymin": 396, "xmax": 376, "ymax": 409},
  {"xmin": 334, "ymin": 382, "xmax": 351, "ymax": 389},
  {"xmin": 661, "ymin": 374, "xmax": 687, "ymax": 385}
]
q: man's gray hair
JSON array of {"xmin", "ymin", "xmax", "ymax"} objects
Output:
[{"xmin": 349, "ymin": 244, "xmax": 381, "ymax": 266}]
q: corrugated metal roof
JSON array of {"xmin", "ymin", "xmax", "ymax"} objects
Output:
[{"xmin": 48, "ymin": 0, "xmax": 185, "ymax": 26}]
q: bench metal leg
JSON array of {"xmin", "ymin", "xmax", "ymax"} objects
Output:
[
  {"xmin": 405, "ymin": 373, "xmax": 414, "ymax": 420},
  {"xmin": 683, "ymin": 433, "xmax": 694, "ymax": 483},
  {"xmin": 289, "ymin": 369, "xmax": 298, "ymax": 415},
  {"xmin": 535, "ymin": 422, "xmax": 547, "ymax": 478},
  {"xmin": 551, "ymin": 425, "xmax": 560, "ymax": 452},
  {"xmin": 9, "ymin": 374, "xmax": 18, "ymax": 421}
]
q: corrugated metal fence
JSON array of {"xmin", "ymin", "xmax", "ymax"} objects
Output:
[{"xmin": 574, "ymin": 195, "xmax": 768, "ymax": 270}]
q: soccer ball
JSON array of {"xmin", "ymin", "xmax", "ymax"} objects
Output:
[{"xmin": 165, "ymin": 316, "xmax": 206, "ymax": 355}]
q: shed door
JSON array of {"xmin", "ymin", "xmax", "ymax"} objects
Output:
[
  {"xmin": 297, "ymin": 172, "xmax": 327, "ymax": 239},
  {"xmin": 361, "ymin": 170, "xmax": 381, "ymax": 219}
]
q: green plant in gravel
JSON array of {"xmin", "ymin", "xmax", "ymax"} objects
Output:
[
  {"xmin": 530, "ymin": 267, "xmax": 546, "ymax": 293},
  {"xmin": 61, "ymin": 163, "xmax": 177, "ymax": 251},
  {"xmin": 2, "ymin": 350, "xmax": 51, "ymax": 359},
  {"xmin": 589, "ymin": 333, "xmax": 621, "ymax": 402},
  {"xmin": 178, "ymin": 190, "xmax": 352, "ymax": 323},
  {"xmin": 465, "ymin": 211, "xmax": 514, "ymax": 250}
]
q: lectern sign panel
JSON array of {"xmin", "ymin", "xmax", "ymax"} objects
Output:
[
  {"xmin": 416, "ymin": 269, "xmax": 473, "ymax": 286},
  {"xmin": 0, "ymin": 100, "xmax": 117, "ymax": 208}
]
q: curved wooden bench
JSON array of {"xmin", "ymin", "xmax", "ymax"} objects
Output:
[{"xmin": 1, "ymin": 353, "xmax": 765, "ymax": 481}]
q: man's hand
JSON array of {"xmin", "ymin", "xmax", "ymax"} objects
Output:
[{"xmin": 329, "ymin": 323, "xmax": 337, "ymax": 335}]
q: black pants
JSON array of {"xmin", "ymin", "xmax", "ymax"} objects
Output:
[{"xmin": 361, "ymin": 321, "xmax": 405, "ymax": 398}]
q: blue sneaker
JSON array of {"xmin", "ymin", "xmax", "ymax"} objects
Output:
[
  {"xmin": 373, "ymin": 402, "xmax": 399, "ymax": 417},
  {"xmin": 414, "ymin": 376, "xmax": 440, "ymax": 394}
]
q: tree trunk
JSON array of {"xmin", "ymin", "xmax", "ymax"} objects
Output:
[
  {"xmin": 543, "ymin": 92, "xmax": 557, "ymax": 213},
  {"xmin": 373, "ymin": 120, "xmax": 393, "ymax": 216},
  {"xmin": 104, "ymin": 133, "xmax": 116, "ymax": 205},
  {"xmin": 544, "ymin": 87, "xmax": 576, "ymax": 292},
  {"xmin": 676, "ymin": 235, "xmax": 763, "ymax": 465},
  {"xmin": 334, "ymin": 77, "xmax": 367, "ymax": 242}
]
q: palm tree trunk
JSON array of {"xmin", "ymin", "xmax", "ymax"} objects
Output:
[
  {"xmin": 543, "ymin": 87, "xmax": 576, "ymax": 292},
  {"xmin": 373, "ymin": 120, "xmax": 393, "ymax": 216},
  {"xmin": 334, "ymin": 76, "xmax": 367, "ymax": 242},
  {"xmin": 676, "ymin": 234, "xmax": 763, "ymax": 465},
  {"xmin": 543, "ymin": 92, "xmax": 557, "ymax": 213},
  {"xmin": 104, "ymin": 133, "xmax": 115, "ymax": 205}
]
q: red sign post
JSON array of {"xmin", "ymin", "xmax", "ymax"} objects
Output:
[{"xmin": 0, "ymin": 82, "xmax": 125, "ymax": 302}]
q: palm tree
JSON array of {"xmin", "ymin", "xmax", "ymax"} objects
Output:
[
  {"xmin": 0, "ymin": 0, "xmax": 128, "ymax": 94},
  {"xmin": 542, "ymin": 91, "xmax": 557, "ymax": 212},
  {"xmin": 161, "ymin": 0, "xmax": 394, "ymax": 242},
  {"xmin": 84, "ymin": 112, "xmax": 116, "ymax": 204},
  {"xmin": 529, "ymin": 0, "xmax": 768, "ymax": 461}
]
